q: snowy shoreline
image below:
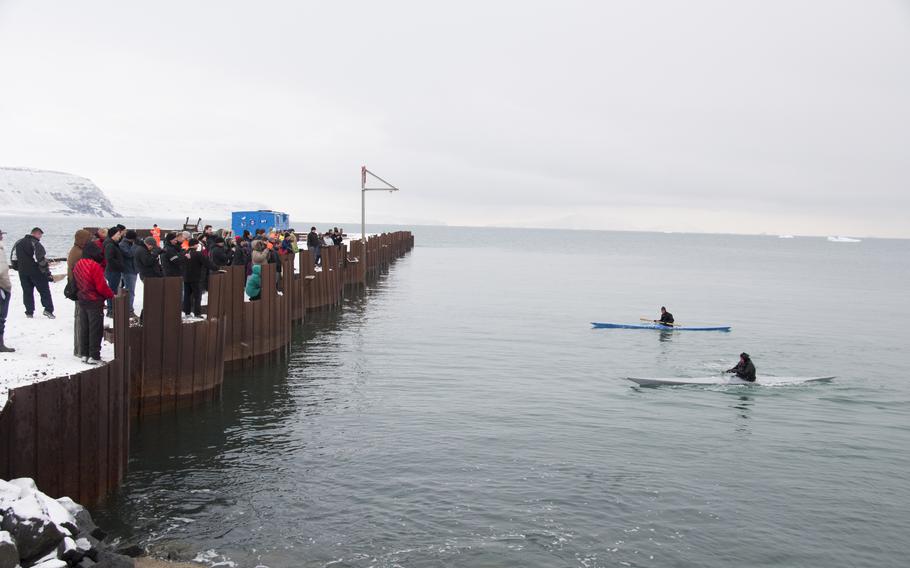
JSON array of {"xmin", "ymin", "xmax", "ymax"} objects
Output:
[{"xmin": 0, "ymin": 261, "xmax": 124, "ymax": 411}]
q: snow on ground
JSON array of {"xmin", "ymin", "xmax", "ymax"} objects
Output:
[{"xmin": 0, "ymin": 262, "xmax": 126, "ymax": 412}]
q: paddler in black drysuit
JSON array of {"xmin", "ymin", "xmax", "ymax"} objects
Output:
[
  {"xmin": 654, "ymin": 306, "xmax": 674, "ymax": 327},
  {"xmin": 726, "ymin": 352, "xmax": 756, "ymax": 382}
]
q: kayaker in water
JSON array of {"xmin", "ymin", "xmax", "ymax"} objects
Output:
[
  {"xmin": 726, "ymin": 352, "xmax": 756, "ymax": 382},
  {"xmin": 654, "ymin": 306, "xmax": 674, "ymax": 327}
]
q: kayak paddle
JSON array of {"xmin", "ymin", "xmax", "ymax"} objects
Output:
[{"xmin": 640, "ymin": 317, "xmax": 678, "ymax": 327}]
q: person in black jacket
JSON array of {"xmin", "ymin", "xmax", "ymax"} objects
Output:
[
  {"xmin": 13, "ymin": 227, "xmax": 55, "ymax": 318},
  {"xmin": 210, "ymin": 236, "xmax": 230, "ymax": 267},
  {"xmin": 726, "ymin": 353, "xmax": 757, "ymax": 382},
  {"xmin": 103, "ymin": 226, "xmax": 124, "ymax": 316},
  {"xmin": 119, "ymin": 230, "xmax": 139, "ymax": 317},
  {"xmin": 232, "ymin": 238, "xmax": 251, "ymax": 275},
  {"xmin": 135, "ymin": 237, "xmax": 163, "ymax": 280},
  {"xmin": 183, "ymin": 238, "xmax": 224, "ymax": 318},
  {"xmin": 160, "ymin": 232, "xmax": 187, "ymax": 278},
  {"xmin": 657, "ymin": 306, "xmax": 674, "ymax": 327},
  {"xmin": 306, "ymin": 226, "xmax": 321, "ymax": 266}
]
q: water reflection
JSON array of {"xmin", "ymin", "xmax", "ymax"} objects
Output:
[
  {"xmin": 658, "ymin": 329, "xmax": 674, "ymax": 343},
  {"xmin": 732, "ymin": 394, "xmax": 753, "ymax": 434}
]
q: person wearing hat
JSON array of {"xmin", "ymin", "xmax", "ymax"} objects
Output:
[
  {"xmin": 136, "ymin": 236, "xmax": 163, "ymax": 280},
  {"xmin": 67, "ymin": 229, "xmax": 93, "ymax": 357},
  {"xmin": 160, "ymin": 232, "xmax": 188, "ymax": 278},
  {"xmin": 73, "ymin": 241, "xmax": 114, "ymax": 364},
  {"xmin": 233, "ymin": 238, "xmax": 251, "ymax": 275},
  {"xmin": 103, "ymin": 226, "xmax": 124, "ymax": 317},
  {"xmin": 12, "ymin": 227, "xmax": 55, "ymax": 319},
  {"xmin": 210, "ymin": 236, "xmax": 230, "ymax": 268},
  {"xmin": 726, "ymin": 353, "xmax": 756, "ymax": 382},
  {"xmin": 306, "ymin": 226, "xmax": 321, "ymax": 266},
  {"xmin": 119, "ymin": 229, "xmax": 139, "ymax": 317},
  {"xmin": 183, "ymin": 238, "xmax": 224, "ymax": 318},
  {"xmin": 0, "ymin": 228, "xmax": 15, "ymax": 352},
  {"xmin": 93, "ymin": 228, "xmax": 108, "ymax": 270}
]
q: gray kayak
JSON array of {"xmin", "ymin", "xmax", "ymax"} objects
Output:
[{"xmin": 627, "ymin": 376, "xmax": 835, "ymax": 387}]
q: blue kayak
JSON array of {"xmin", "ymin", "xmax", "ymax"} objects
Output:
[{"xmin": 592, "ymin": 322, "xmax": 732, "ymax": 331}]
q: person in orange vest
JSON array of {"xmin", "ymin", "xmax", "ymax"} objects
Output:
[{"xmin": 151, "ymin": 224, "xmax": 161, "ymax": 247}]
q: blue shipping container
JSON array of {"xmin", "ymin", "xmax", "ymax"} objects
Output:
[{"xmin": 231, "ymin": 210, "xmax": 291, "ymax": 237}]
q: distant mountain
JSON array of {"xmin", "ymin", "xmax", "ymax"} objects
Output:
[
  {"xmin": 113, "ymin": 195, "xmax": 270, "ymax": 222},
  {"xmin": 0, "ymin": 167, "xmax": 121, "ymax": 217}
]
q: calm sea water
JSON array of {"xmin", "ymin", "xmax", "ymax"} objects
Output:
[{"xmin": 12, "ymin": 219, "xmax": 910, "ymax": 567}]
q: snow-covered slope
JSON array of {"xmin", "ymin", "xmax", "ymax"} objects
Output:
[
  {"xmin": 0, "ymin": 167, "xmax": 120, "ymax": 217},
  {"xmin": 114, "ymin": 195, "xmax": 270, "ymax": 221}
]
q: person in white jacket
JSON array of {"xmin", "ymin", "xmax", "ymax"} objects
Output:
[{"xmin": 0, "ymin": 228, "xmax": 15, "ymax": 352}]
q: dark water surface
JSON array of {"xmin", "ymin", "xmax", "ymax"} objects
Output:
[{"xmin": 78, "ymin": 226, "xmax": 909, "ymax": 567}]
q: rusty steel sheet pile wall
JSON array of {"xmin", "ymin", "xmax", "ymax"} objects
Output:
[
  {"xmin": 128, "ymin": 275, "xmax": 228, "ymax": 416},
  {"xmin": 0, "ymin": 294, "xmax": 131, "ymax": 505},
  {"xmin": 360, "ymin": 231, "xmax": 414, "ymax": 279},
  {"xmin": 219, "ymin": 263, "xmax": 291, "ymax": 367},
  {"xmin": 0, "ymin": 231, "xmax": 413, "ymax": 503}
]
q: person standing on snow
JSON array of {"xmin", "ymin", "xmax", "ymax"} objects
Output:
[
  {"xmin": 73, "ymin": 242, "xmax": 114, "ymax": 364},
  {"xmin": 0, "ymin": 228, "xmax": 15, "ymax": 352},
  {"xmin": 67, "ymin": 229, "xmax": 92, "ymax": 357},
  {"xmin": 13, "ymin": 227, "xmax": 55, "ymax": 319},
  {"xmin": 160, "ymin": 232, "xmax": 188, "ymax": 278},
  {"xmin": 103, "ymin": 226, "xmax": 124, "ymax": 317},
  {"xmin": 182, "ymin": 238, "xmax": 224, "ymax": 319},
  {"xmin": 119, "ymin": 229, "xmax": 139, "ymax": 318},
  {"xmin": 307, "ymin": 226, "xmax": 321, "ymax": 266}
]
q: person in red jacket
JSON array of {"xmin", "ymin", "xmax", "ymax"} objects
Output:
[{"xmin": 72, "ymin": 241, "xmax": 114, "ymax": 364}]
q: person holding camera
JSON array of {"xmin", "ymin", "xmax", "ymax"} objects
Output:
[{"xmin": 12, "ymin": 227, "xmax": 55, "ymax": 319}]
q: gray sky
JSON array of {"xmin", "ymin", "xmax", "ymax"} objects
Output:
[{"xmin": 1, "ymin": 0, "xmax": 908, "ymax": 237}]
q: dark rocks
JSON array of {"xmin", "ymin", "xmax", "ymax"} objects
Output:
[
  {"xmin": 0, "ymin": 478, "xmax": 133, "ymax": 568},
  {"xmin": 0, "ymin": 492, "xmax": 66, "ymax": 561},
  {"xmin": 112, "ymin": 546, "xmax": 142, "ymax": 559},
  {"xmin": 0, "ymin": 531, "xmax": 19, "ymax": 568}
]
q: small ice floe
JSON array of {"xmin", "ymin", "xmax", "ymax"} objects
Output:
[
  {"xmin": 193, "ymin": 548, "xmax": 238, "ymax": 567},
  {"xmin": 778, "ymin": 234, "xmax": 795, "ymax": 239},
  {"xmin": 827, "ymin": 236, "xmax": 861, "ymax": 243}
]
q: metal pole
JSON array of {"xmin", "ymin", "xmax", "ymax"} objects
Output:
[
  {"xmin": 360, "ymin": 166, "xmax": 398, "ymax": 282},
  {"xmin": 361, "ymin": 186, "xmax": 366, "ymax": 280}
]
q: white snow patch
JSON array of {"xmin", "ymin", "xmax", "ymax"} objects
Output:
[
  {"xmin": 0, "ymin": 479, "xmax": 22, "ymax": 507},
  {"xmin": 4, "ymin": 490, "xmax": 47, "ymax": 522},
  {"xmin": 0, "ymin": 262, "xmax": 119, "ymax": 412}
]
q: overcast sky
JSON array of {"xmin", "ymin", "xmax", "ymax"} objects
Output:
[{"xmin": 1, "ymin": 1, "xmax": 908, "ymax": 237}]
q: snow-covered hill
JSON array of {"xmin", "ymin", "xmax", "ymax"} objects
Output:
[
  {"xmin": 114, "ymin": 195, "xmax": 269, "ymax": 221},
  {"xmin": 0, "ymin": 167, "xmax": 121, "ymax": 217}
]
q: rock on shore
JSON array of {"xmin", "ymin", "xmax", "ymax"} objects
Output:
[{"xmin": 0, "ymin": 478, "xmax": 133, "ymax": 568}]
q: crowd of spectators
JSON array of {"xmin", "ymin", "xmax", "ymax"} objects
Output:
[{"xmin": 0, "ymin": 223, "xmax": 347, "ymax": 365}]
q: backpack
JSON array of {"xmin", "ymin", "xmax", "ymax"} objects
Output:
[
  {"xmin": 9, "ymin": 239, "xmax": 21, "ymax": 271},
  {"xmin": 64, "ymin": 278, "xmax": 79, "ymax": 301}
]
